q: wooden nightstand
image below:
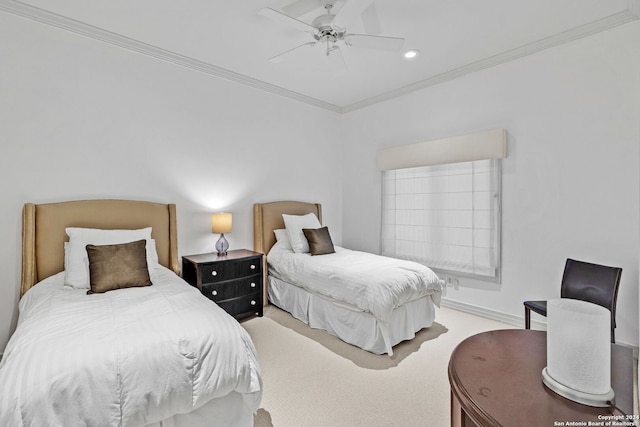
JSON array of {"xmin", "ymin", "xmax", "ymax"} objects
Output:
[{"xmin": 182, "ymin": 249, "xmax": 263, "ymax": 320}]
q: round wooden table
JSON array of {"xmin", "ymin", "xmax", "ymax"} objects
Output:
[{"xmin": 448, "ymin": 329, "xmax": 633, "ymax": 427}]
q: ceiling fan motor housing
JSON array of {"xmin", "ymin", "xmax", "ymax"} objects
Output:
[
  {"xmin": 312, "ymin": 13, "xmax": 335, "ymax": 29},
  {"xmin": 312, "ymin": 13, "xmax": 345, "ymax": 43}
]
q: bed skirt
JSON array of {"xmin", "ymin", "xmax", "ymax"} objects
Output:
[
  {"xmin": 146, "ymin": 391, "xmax": 253, "ymax": 427},
  {"xmin": 268, "ymin": 276, "xmax": 437, "ymax": 355}
]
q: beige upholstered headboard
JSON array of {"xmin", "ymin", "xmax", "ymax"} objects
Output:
[
  {"xmin": 253, "ymin": 200, "xmax": 322, "ymax": 256},
  {"xmin": 253, "ymin": 200, "xmax": 322, "ymax": 307},
  {"xmin": 21, "ymin": 199, "xmax": 179, "ymax": 298}
]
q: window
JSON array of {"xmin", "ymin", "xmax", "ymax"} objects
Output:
[{"xmin": 381, "ymin": 158, "xmax": 501, "ymax": 280}]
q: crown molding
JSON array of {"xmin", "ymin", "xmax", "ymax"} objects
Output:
[
  {"xmin": 0, "ymin": 0, "xmax": 343, "ymax": 113},
  {"xmin": 1, "ymin": 0, "xmax": 638, "ymax": 114}
]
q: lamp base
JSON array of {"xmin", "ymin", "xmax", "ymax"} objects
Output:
[
  {"xmin": 215, "ymin": 234, "xmax": 229, "ymax": 256},
  {"xmin": 542, "ymin": 367, "xmax": 615, "ymax": 407}
]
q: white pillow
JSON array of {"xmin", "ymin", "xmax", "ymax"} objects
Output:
[
  {"xmin": 273, "ymin": 229, "xmax": 292, "ymax": 251},
  {"xmin": 64, "ymin": 241, "xmax": 69, "ymax": 270},
  {"xmin": 147, "ymin": 239, "xmax": 159, "ymax": 266},
  {"xmin": 65, "ymin": 239, "xmax": 158, "ymax": 269},
  {"xmin": 64, "ymin": 227, "xmax": 156, "ymax": 289},
  {"xmin": 282, "ymin": 213, "xmax": 321, "ymax": 254}
]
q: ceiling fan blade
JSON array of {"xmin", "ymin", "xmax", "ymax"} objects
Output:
[
  {"xmin": 267, "ymin": 41, "xmax": 318, "ymax": 63},
  {"xmin": 361, "ymin": 3, "xmax": 381, "ymax": 35},
  {"xmin": 332, "ymin": 0, "xmax": 376, "ymax": 29},
  {"xmin": 345, "ymin": 34, "xmax": 405, "ymax": 51},
  {"xmin": 258, "ymin": 7, "xmax": 317, "ymax": 33},
  {"xmin": 282, "ymin": 0, "xmax": 321, "ymax": 18}
]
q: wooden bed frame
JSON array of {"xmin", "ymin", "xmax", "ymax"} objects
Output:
[{"xmin": 21, "ymin": 199, "xmax": 179, "ymax": 297}]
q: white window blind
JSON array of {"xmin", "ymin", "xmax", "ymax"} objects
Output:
[{"xmin": 381, "ymin": 159, "xmax": 501, "ymax": 278}]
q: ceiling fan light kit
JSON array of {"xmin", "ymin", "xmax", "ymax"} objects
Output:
[{"xmin": 259, "ymin": 0, "xmax": 405, "ymax": 65}]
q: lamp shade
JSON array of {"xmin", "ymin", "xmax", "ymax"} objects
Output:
[
  {"xmin": 212, "ymin": 213, "xmax": 232, "ymax": 234},
  {"xmin": 543, "ymin": 298, "xmax": 613, "ymax": 407}
]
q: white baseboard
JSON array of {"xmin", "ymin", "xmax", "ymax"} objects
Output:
[
  {"xmin": 441, "ymin": 297, "xmax": 547, "ymax": 330},
  {"xmin": 440, "ymin": 298, "xmax": 639, "ymax": 359}
]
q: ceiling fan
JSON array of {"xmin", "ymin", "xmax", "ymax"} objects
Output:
[{"xmin": 258, "ymin": 0, "xmax": 405, "ymax": 65}]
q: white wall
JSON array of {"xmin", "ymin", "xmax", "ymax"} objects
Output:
[
  {"xmin": 2, "ymin": 12, "xmax": 638, "ymax": 352},
  {"xmin": 0, "ymin": 13, "xmax": 343, "ymax": 350},
  {"xmin": 341, "ymin": 22, "xmax": 640, "ymax": 346}
]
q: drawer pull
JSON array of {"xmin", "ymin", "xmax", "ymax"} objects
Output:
[
  {"xmin": 250, "ymin": 300, "xmax": 256, "ymax": 306},
  {"xmin": 250, "ymin": 282, "xmax": 256, "ymax": 288},
  {"xmin": 212, "ymin": 290, "xmax": 218, "ymax": 296},
  {"xmin": 211, "ymin": 271, "xmax": 217, "ymax": 276},
  {"xmin": 250, "ymin": 264, "xmax": 256, "ymax": 270}
]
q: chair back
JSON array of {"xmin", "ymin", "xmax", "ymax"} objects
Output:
[{"xmin": 560, "ymin": 258, "xmax": 622, "ymax": 327}]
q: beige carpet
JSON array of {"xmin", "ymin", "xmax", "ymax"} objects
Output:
[{"xmin": 242, "ymin": 304, "xmax": 516, "ymax": 427}]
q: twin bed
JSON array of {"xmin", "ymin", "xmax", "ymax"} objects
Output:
[
  {"xmin": 0, "ymin": 200, "xmax": 261, "ymax": 427},
  {"xmin": 253, "ymin": 200, "xmax": 444, "ymax": 356}
]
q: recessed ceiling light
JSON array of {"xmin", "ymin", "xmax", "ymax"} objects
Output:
[{"xmin": 403, "ymin": 49, "xmax": 420, "ymax": 60}]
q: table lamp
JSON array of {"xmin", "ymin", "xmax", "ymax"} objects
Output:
[
  {"xmin": 212, "ymin": 212, "xmax": 232, "ymax": 256},
  {"xmin": 542, "ymin": 298, "xmax": 614, "ymax": 407}
]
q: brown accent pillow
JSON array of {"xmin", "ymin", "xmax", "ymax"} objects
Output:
[
  {"xmin": 86, "ymin": 239, "xmax": 152, "ymax": 294},
  {"xmin": 302, "ymin": 226, "xmax": 335, "ymax": 256}
]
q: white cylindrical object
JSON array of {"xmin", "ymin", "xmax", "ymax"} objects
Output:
[{"xmin": 547, "ymin": 298, "xmax": 611, "ymax": 394}]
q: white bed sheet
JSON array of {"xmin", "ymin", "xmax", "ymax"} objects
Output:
[
  {"xmin": 267, "ymin": 243, "xmax": 444, "ymax": 355},
  {"xmin": 268, "ymin": 243, "xmax": 443, "ymax": 323},
  {"xmin": 0, "ymin": 266, "xmax": 262, "ymax": 427}
]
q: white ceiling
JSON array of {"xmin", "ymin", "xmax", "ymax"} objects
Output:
[{"xmin": 1, "ymin": 0, "xmax": 638, "ymax": 112}]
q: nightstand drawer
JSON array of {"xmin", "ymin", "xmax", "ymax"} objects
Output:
[
  {"xmin": 203, "ymin": 276, "xmax": 260, "ymax": 301},
  {"xmin": 201, "ymin": 257, "xmax": 262, "ymax": 283},
  {"xmin": 216, "ymin": 294, "xmax": 261, "ymax": 318}
]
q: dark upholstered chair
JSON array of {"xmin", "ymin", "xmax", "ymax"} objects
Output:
[{"xmin": 524, "ymin": 258, "xmax": 622, "ymax": 343}]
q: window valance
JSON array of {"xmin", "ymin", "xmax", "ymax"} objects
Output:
[{"xmin": 377, "ymin": 128, "xmax": 507, "ymax": 171}]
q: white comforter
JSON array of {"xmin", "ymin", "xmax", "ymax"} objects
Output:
[
  {"xmin": 268, "ymin": 243, "xmax": 444, "ymax": 324},
  {"xmin": 0, "ymin": 266, "xmax": 262, "ymax": 427}
]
